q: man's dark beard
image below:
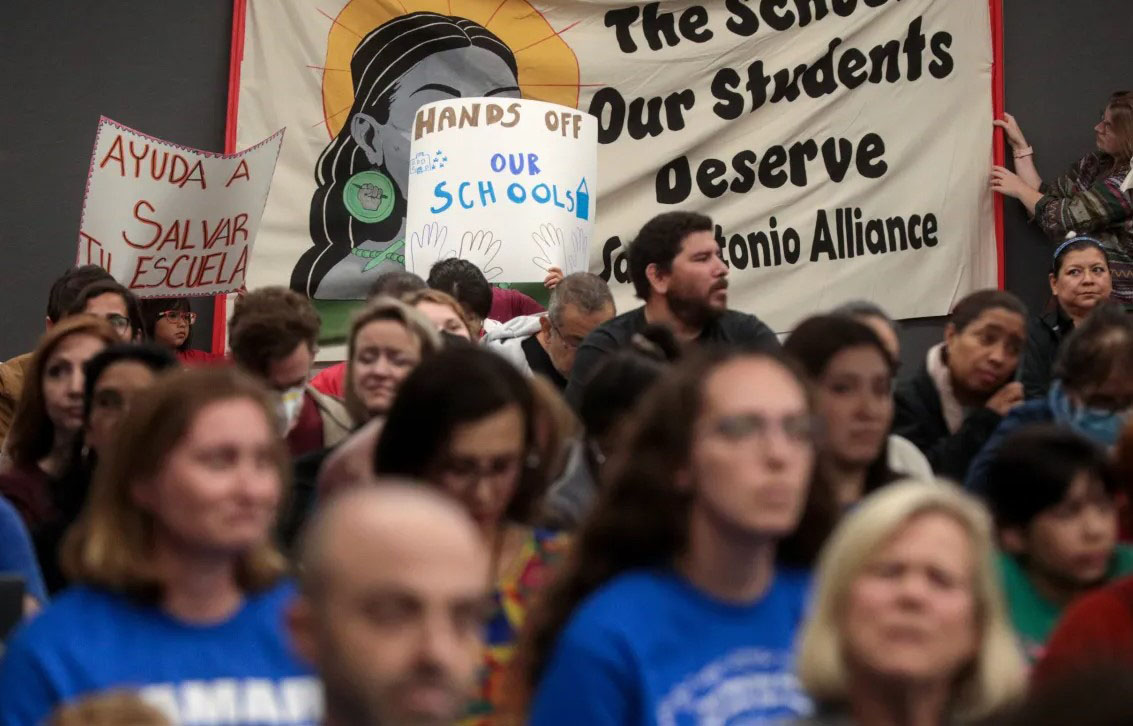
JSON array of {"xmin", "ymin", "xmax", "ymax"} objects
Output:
[{"xmin": 665, "ymin": 286, "xmax": 725, "ymax": 331}]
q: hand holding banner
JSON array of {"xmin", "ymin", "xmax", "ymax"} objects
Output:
[{"xmin": 77, "ymin": 116, "xmax": 284, "ymax": 298}]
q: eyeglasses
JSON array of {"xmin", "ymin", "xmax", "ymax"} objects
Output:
[
  {"xmin": 98, "ymin": 313, "xmax": 131, "ymax": 334},
  {"xmin": 706, "ymin": 412, "xmax": 817, "ymax": 445},
  {"xmin": 158, "ymin": 310, "xmax": 197, "ymax": 324},
  {"xmin": 549, "ymin": 319, "xmax": 585, "ymax": 349},
  {"xmin": 438, "ymin": 454, "xmax": 524, "ymax": 491}
]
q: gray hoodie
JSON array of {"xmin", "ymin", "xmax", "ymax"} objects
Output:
[{"xmin": 482, "ymin": 313, "xmax": 545, "ymax": 376}]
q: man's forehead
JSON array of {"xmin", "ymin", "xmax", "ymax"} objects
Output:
[{"xmin": 679, "ymin": 230, "xmax": 715, "ymax": 254}]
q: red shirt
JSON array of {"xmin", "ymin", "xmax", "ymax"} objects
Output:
[
  {"xmin": 309, "ymin": 362, "xmax": 347, "ymax": 398},
  {"xmin": 0, "ymin": 464, "xmax": 53, "ymax": 531},
  {"xmin": 177, "ymin": 349, "xmax": 229, "ymax": 366},
  {"xmin": 489, "ymin": 288, "xmax": 544, "ymax": 323},
  {"xmin": 1034, "ymin": 575, "xmax": 1133, "ymax": 683},
  {"xmin": 285, "ymin": 391, "xmax": 325, "ymax": 458}
]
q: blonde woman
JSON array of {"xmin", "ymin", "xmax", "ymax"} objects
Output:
[
  {"xmin": 402, "ymin": 288, "xmax": 476, "ymax": 341},
  {"xmin": 0, "ymin": 368, "xmax": 319, "ymax": 725},
  {"xmin": 796, "ymin": 481, "xmax": 1025, "ymax": 726},
  {"xmin": 342, "ymin": 297, "xmax": 443, "ymax": 425}
]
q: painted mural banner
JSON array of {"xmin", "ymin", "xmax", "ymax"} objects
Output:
[
  {"xmin": 234, "ymin": 0, "xmax": 997, "ymax": 344},
  {"xmin": 77, "ymin": 116, "xmax": 284, "ymax": 298},
  {"xmin": 404, "ymin": 97, "xmax": 598, "ymax": 282}
]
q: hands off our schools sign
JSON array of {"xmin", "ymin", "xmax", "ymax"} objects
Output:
[
  {"xmin": 404, "ymin": 97, "xmax": 597, "ymax": 283},
  {"xmin": 234, "ymin": 0, "xmax": 997, "ymax": 337}
]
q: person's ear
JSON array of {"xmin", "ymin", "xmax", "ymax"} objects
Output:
[
  {"xmin": 943, "ymin": 322, "xmax": 957, "ymax": 351},
  {"xmin": 539, "ymin": 315, "xmax": 552, "ymax": 336},
  {"xmin": 999, "ymin": 526, "xmax": 1027, "ymax": 556},
  {"xmin": 286, "ymin": 597, "xmax": 319, "ymax": 666},
  {"xmin": 351, "ymin": 113, "xmax": 385, "ymax": 167},
  {"xmin": 645, "ymin": 262, "xmax": 670, "ymax": 296},
  {"xmin": 45, "ymin": 316, "xmax": 54, "ymax": 331},
  {"xmin": 1049, "ymin": 272, "xmax": 1058, "ymax": 296}
]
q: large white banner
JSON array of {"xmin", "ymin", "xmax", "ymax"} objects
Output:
[
  {"xmin": 78, "ymin": 117, "xmax": 284, "ymax": 298},
  {"xmin": 235, "ymin": 0, "xmax": 996, "ymax": 342}
]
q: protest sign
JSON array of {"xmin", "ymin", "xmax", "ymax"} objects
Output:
[
  {"xmin": 77, "ymin": 116, "xmax": 284, "ymax": 298},
  {"xmin": 233, "ymin": 0, "xmax": 998, "ymax": 344},
  {"xmin": 404, "ymin": 98, "xmax": 597, "ymax": 283}
]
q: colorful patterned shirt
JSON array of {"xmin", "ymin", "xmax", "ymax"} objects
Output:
[
  {"xmin": 1035, "ymin": 152, "xmax": 1133, "ymax": 302},
  {"xmin": 462, "ymin": 528, "xmax": 569, "ymax": 726}
]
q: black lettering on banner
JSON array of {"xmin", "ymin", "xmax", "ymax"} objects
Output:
[
  {"xmin": 724, "ymin": 0, "xmax": 759, "ymax": 36},
  {"xmin": 589, "ymin": 87, "xmax": 697, "ymax": 144},
  {"xmin": 929, "ymin": 33, "xmax": 954, "ymax": 78},
  {"xmin": 810, "ymin": 208, "xmax": 943, "ymax": 262},
  {"xmin": 654, "ymin": 133, "xmax": 889, "ymax": 205},
  {"xmin": 707, "ymin": 16, "xmax": 955, "ymax": 121},
  {"xmin": 598, "ymin": 236, "xmax": 631, "ymax": 283}
]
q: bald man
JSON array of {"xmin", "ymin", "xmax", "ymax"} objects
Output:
[{"xmin": 288, "ymin": 483, "xmax": 491, "ymax": 726}]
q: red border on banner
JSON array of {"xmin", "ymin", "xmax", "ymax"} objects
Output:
[
  {"xmin": 213, "ymin": 0, "xmax": 249, "ymax": 355},
  {"xmin": 990, "ymin": 0, "xmax": 1006, "ymax": 289}
]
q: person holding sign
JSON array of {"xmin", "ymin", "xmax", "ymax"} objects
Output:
[
  {"xmin": 991, "ymin": 93, "xmax": 1133, "ymax": 303},
  {"xmin": 565, "ymin": 211, "xmax": 779, "ymax": 407}
]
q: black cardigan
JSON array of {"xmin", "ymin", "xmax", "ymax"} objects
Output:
[
  {"xmin": 893, "ymin": 366, "xmax": 1004, "ymax": 483},
  {"xmin": 1020, "ymin": 307, "xmax": 1073, "ymax": 400}
]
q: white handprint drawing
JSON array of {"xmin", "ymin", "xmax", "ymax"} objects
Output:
[
  {"xmin": 408, "ymin": 222, "xmax": 454, "ymax": 275},
  {"xmin": 460, "ymin": 230, "xmax": 503, "ymax": 280},
  {"xmin": 566, "ymin": 227, "xmax": 590, "ymax": 274},
  {"xmin": 531, "ymin": 223, "xmax": 567, "ymax": 272}
]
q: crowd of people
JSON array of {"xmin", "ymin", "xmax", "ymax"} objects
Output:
[{"xmin": 0, "ymin": 94, "xmax": 1129, "ymax": 726}]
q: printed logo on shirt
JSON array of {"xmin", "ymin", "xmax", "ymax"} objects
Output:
[
  {"xmin": 656, "ymin": 648, "xmax": 813, "ymax": 725},
  {"xmin": 140, "ymin": 676, "xmax": 322, "ymax": 726}
]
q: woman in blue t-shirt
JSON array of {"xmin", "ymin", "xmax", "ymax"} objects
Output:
[
  {"xmin": 517, "ymin": 349, "xmax": 838, "ymax": 725},
  {"xmin": 0, "ymin": 367, "xmax": 319, "ymax": 726}
]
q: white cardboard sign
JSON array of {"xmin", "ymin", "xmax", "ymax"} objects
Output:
[
  {"xmin": 77, "ymin": 116, "xmax": 284, "ymax": 298},
  {"xmin": 405, "ymin": 98, "xmax": 597, "ymax": 283}
]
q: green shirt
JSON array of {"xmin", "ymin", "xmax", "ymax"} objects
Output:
[{"xmin": 998, "ymin": 544, "xmax": 1133, "ymax": 662}]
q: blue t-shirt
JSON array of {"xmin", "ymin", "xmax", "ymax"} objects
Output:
[
  {"xmin": 528, "ymin": 567, "xmax": 813, "ymax": 725},
  {"xmin": 0, "ymin": 495, "xmax": 46, "ymax": 605},
  {"xmin": 0, "ymin": 581, "xmax": 320, "ymax": 726}
]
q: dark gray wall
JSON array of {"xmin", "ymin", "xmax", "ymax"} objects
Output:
[
  {"xmin": 895, "ymin": 0, "xmax": 1132, "ymax": 377},
  {"xmin": 1, "ymin": 0, "xmax": 1130, "ymax": 366},
  {"xmin": 0, "ymin": 1, "xmax": 231, "ymax": 359}
]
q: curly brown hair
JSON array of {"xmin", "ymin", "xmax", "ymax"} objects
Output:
[
  {"xmin": 228, "ymin": 286, "xmax": 321, "ymax": 378},
  {"xmin": 510, "ymin": 347, "xmax": 838, "ymax": 709}
]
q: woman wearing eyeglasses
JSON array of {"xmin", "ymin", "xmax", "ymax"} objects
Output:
[
  {"xmin": 138, "ymin": 297, "xmax": 225, "ymax": 365},
  {"xmin": 515, "ymin": 349, "xmax": 837, "ymax": 725},
  {"xmin": 374, "ymin": 347, "xmax": 566, "ymax": 725}
]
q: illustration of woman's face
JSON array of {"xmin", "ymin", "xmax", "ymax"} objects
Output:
[{"xmin": 351, "ymin": 46, "xmax": 520, "ymax": 195}]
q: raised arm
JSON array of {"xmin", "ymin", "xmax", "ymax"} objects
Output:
[{"xmin": 994, "ymin": 113, "xmax": 1042, "ymax": 190}]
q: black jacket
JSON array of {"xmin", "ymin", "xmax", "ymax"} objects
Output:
[
  {"xmin": 564, "ymin": 307, "xmax": 780, "ymax": 408},
  {"xmin": 893, "ymin": 367, "xmax": 1004, "ymax": 483},
  {"xmin": 1020, "ymin": 307, "xmax": 1073, "ymax": 400}
]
